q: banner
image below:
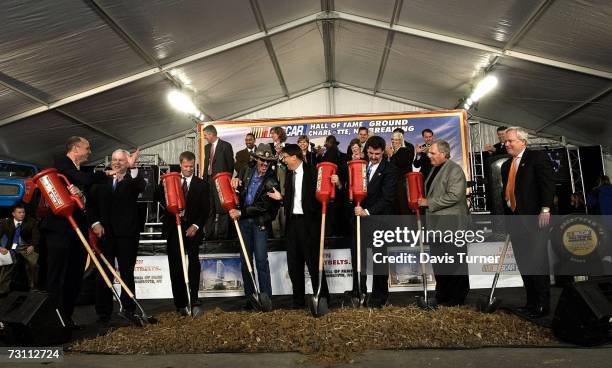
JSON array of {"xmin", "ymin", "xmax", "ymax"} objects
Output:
[
  {"xmin": 467, "ymin": 241, "xmax": 523, "ymax": 289},
  {"xmin": 198, "ymin": 110, "xmax": 469, "ymax": 178},
  {"xmin": 129, "ymin": 244, "xmax": 521, "ymax": 299},
  {"xmin": 112, "ymin": 256, "xmax": 174, "ymax": 299}
]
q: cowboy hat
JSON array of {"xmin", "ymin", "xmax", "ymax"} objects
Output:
[{"xmin": 250, "ymin": 143, "xmax": 277, "ymax": 161}]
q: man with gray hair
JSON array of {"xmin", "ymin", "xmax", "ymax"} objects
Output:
[
  {"xmin": 501, "ymin": 126, "xmax": 555, "ymax": 318},
  {"xmin": 417, "ymin": 140, "xmax": 470, "ymax": 305},
  {"xmin": 87, "ymin": 148, "xmax": 145, "ymax": 324}
]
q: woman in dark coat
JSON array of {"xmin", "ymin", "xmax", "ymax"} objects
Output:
[{"xmin": 388, "ymin": 131, "xmax": 414, "ymax": 215}]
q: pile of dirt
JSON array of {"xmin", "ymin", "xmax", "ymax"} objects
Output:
[{"xmin": 72, "ymin": 306, "xmax": 555, "ymax": 364}]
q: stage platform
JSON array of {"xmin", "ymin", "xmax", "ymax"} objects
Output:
[{"xmin": 3, "ymin": 286, "xmax": 611, "ymax": 367}]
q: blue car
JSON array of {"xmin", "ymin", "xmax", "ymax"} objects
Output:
[{"xmin": 0, "ymin": 159, "xmax": 39, "ymax": 208}]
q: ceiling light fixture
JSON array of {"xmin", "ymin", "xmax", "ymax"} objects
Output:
[
  {"xmin": 167, "ymin": 89, "xmax": 203, "ymax": 120},
  {"xmin": 463, "ymin": 75, "xmax": 498, "ymax": 111}
]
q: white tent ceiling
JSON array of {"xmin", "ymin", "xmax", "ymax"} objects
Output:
[{"xmin": 0, "ymin": 0, "xmax": 611, "ymax": 166}]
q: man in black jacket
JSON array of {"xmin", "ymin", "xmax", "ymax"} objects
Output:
[
  {"xmin": 160, "ymin": 151, "xmax": 209, "ymax": 315},
  {"xmin": 0, "ymin": 203, "xmax": 40, "ymax": 295},
  {"xmin": 269, "ymin": 144, "xmax": 329, "ymax": 309},
  {"xmin": 485, "ymin": 126, "xmax": 508, "ymax": 156},
  {"xmin": 413, "ymin": 128, "xmax": 434, "ymax": 178},
  {"xmin": 202, "ymin": 124, "xmax": 234, "ymax": 240},
  {"xmin": 501, "ymin": 127, "xmax": 555, "ymax": 318},
  {"xmin": 41, "ymin": 136, "xmax": 108, "ymax": 327},
  {"xmin": 229, "ymin": 144, "xmax": 280, "ymax": 309},
  {"xmin": 350, "ymin": 136, "xmax": 396, "ymax": 307},
  {"xmin": 87, "ymin": 149, "xmax": 145, "ymax": 323}
]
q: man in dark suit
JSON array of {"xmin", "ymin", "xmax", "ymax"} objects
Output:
[
  {"xmin": 501, "ymin": 127, "xmax": 555, "ymax": 318},
  {"xmin": 0, "ymin": 203, "xmax": 40, "ymax": 295},
  {"xmin": 268, "ymin": 144, "xmax": 329, "ymax": 309},
  {"xmin": 160, "ymin": 151, "xmax": 209, "ymax": 315},
  {"xmin": 87, "ymin": 149, "xmax": 145, "ymax": 323},
  {"xmin": 202, "ymin": 124, "xmax": 234, "ymax": 239},
  {"xmin": 234, "ymin": 133, "xmax": 256, "ymax": 174},
  {"xmin": 418, "ymin": 140, "xmax": 470, "ymax": 306},
  {"xmin": 350, "ymin": 136, "xmax": 396, "ymax": 306},
  {"xmin": 413, "ymin": 128, "xmax": 434, "ymax": 178},
  {"xmin": 485, "ymin": 126, "xmax": 508, "ymax": 156},
  {"xmin": 40, "ymin": 136, "xmax": 108, "ymax": 328}
]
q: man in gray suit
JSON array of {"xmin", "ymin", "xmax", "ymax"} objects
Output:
[{"xmin": 417, "ymin": 140, "xmax": 470, "ymax": 306}]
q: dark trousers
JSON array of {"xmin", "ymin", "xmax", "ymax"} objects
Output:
[
  {"xmin": 350, "ymin": 218, "xmax": 389, "ymax": 301},
  {"xmin": 238, "ymin": 219, "xmax": 272, "ymax": 297},
  {"xmin": 508, "ymin": 217, "xmax": 550, "ymax": 309},
  {"xmin": 44, "ymin": 227, "xmax": 87, "ymax": 321},
  {"xmin": 286, "ymin": 215, "xmax": 329, "ymax": 305},
  {"xmin": 430, "ymin": 242, "xmax": 470, "ymax": 306},
  {"xmin": 95, "ymin": 234, "xmax": 139, "ymax": 316},
  {"xmin": 206, "ymin": 181, "xmax": 229, "ymax": 240},
  {"xmin": 166, "ymin": 224, "xmax": 202, "ymax": 308}
]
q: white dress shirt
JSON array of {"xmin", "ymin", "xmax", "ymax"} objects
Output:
[
  {"xmin": 292, "ymin": 162, "xmax": 304, "ymax": 215},
  {"xmin": 367, "ymin": 162, "xmax": 380, "ymax": 182},
  {"xmin": 12, "ymin": 220, "xmax": 22, "ymax": 249}
]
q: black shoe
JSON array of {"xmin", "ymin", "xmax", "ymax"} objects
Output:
[
  {"xmin": 176, "ymin": 307, "xmax": 190, "ymax": 316},
  {"xmin": 527, "ymin": 306, "xmax": 550, "ymax": 319},
  {"xmin": 515, "ymin": 305, "xmax": 535, "ymax": 314},
  {"xmin": 191, "ymin": 299, "xmax": 202, "ymax": 307},
  {"xmin": 291, "ymin": 301, "xmax": 306, "ymax": 310},
  {"xmin": 366, "ymin": 296, "xmax": 382, "ymax": 308},
  {"xmin": 243, "ymin": 301, "xmax": 254, "ymax": 311},
  {"xmin": 96, "ymin": 314, "xmax": 112, "ymax": 324},
  {"xmin": 65, "ymin": 319, "xmax": 85, "ymax": 331},
  {"xmin": 118, "ymin": 311, "xmax": 144, "ymax": 326}
]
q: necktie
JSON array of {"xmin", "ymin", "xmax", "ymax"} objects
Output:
[
  {"xmin": 182, "ymin": 177, "xmax": 188, "ymax": 197},
  {"xmin": 112, "ymin": 178, "xmax": 117, "ymax": 191},
  {"xmin": 366, "ymin": 164, "xmax": 372, "ymax": 184},
  {"xmin": 208, "ymin": 144, "xmax": 215, "ymax": 175},
  {"xmin": 12, "ymin": 223, "xmax": 21, "ymax": 250},
  {"xmin": 505, "ymin": 157, "xmax": 518, "ymax": 212}
]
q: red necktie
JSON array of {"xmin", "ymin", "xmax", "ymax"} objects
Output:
[
  {"xmin": 208, "ymin": 144, "xmax": 215, "ymax": 175},
  {"xmin": 182, "ymin": 177, "xmax": 188, "ymax": 197}
]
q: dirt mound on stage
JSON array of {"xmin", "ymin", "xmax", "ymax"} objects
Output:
[{"xmin": 72, "ymin": 306, "xmax": 554, "ymax": 364}]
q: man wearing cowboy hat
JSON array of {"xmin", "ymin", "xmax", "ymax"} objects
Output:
[{"xmin": 230, "ymin": 143, "xmax": 281, "ymax": 309}]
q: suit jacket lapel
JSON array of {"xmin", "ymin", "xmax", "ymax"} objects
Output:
[
  {"xmin": 515, "ymin": 149, "xmax": 530, "ymax": 184},
  {"xmin": 368, "ymin": 160, "xmax": 385, "ymax": 189},
  {"xmin": 8, "ymin": 221, "xmax": 15, "ymax": 241},
  {"xmin": 186, "ymin": 176, "xmax": 200, "ymax": 202},
  {"xmin": 301, "ymin": 164, "xmax": 309, "ymax": 202},
  {"xmin": 112, "ymin": 172, "xmax": 131, "ymax": 192},
  {"xmin": 429, "ymin": 163, "xmax": 447, "ymax": 195}
]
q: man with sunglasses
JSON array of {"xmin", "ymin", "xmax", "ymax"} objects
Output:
[{"xmin": 230, "ymin": 144, "xmax": 281, "ymax": 309}]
